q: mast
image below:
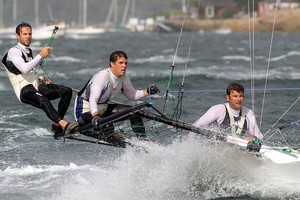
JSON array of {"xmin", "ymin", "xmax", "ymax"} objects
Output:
[
  {"xmin": 78, "ymin": 0, "xmax": 82, "ymax": 26},
  {"xmin": 0, "ymin": 0, "xmax": 3, "ymax": 27},
  {"xmin": 77, "ymin": 0, "xmax": 87, "ymax": 27},
  {"xmin": 130, "ymin": 0, "xmax": 135, "ymax": 18},
  {"xmin": 83, "ymin": 0, "xmax": 87, "ymax": 27},
  {"xmin": 47, "ymin": 3, "xmax": 54, "ymax": 22},
  {"xmin": 13, "ymin": 0, "xmax": 17, "ymax": 24},
  {"xmin": 182, "ymin": 0, "xmax": 187, "ymax": 13},
  {"xmin": 35, "ymin": 0, "xmax": 39, "ymax": 27},
  {"xmin": 104, "ymin": 0, "xmax": 117, "ymax": 30},
  {"xmin": 121, "ymin": 0, "xmax": 130, "ymax": 26}
]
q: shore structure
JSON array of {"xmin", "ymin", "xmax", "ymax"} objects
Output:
[{"xmin": 164, "ymin": 9, "xmax": 300, "ymax": 33}]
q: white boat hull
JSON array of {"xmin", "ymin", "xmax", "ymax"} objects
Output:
[{"xmin": 227, "ymin": 136, "xmax": 300, "ymax": 164}]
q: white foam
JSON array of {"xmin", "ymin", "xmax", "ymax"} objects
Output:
[
  {"xmin": 270, "ymin": 51, "xmax": 300, "ymax": 61},
  {"xmin": 132, "ymin": 55, "xmax": 192, "ymax": 64},
  {"xmin": 74, "ymin": 68, "xmax": 99, "ymax": 75},
  {"xmin": 47, "ymin": 136, "xmax": 300, "ymax": 200},
  {"xmin": 2, "ymin": 163, "xmax": 92, "ymax": 176},
  {"xmin": 48, "ymin": 56, "xmax": 84, "ymax": 63},
  {"xmin": 222, "ymin": 55, "xmax": 251, "ymax": 61}
]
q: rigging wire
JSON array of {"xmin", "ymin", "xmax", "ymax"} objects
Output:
[
  {"xmin": 162, "ymin": 0, "xmax": 190, "ymax": 114},
  {"xmin": 264, "ymin": 95, "xmax": 300, "ymax": 136},
  {"xmin": 71, "ymin": 87, "xmax": 300, "ymax": 95},
  {"xmin": 40, "ymin": 1, "xmax": 69, "ymax": 82},
  {"xmin": 247, "ymin": 0, "xmax": 258, "ymax": 139},
  {"xmin": 248, "ymin": 0, "xmax": 255, "ymax": 113},
  {"xmin": 172, "ymin": 0, "xmax": 201, "ymax": 120},
  {"xmin": 259, "ymin": 0, "xmax": 281, "ymax": 128}
]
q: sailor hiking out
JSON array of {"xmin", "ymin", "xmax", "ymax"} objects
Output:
[
  {"xmin": 74, "ymin": 50, "xmax": 160, "ymax": 142},
  {"xmin": 1, "ymin": 22, "xmax": 78, "ymax": 138}
]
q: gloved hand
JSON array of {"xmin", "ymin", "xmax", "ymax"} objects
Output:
[
  {"xmin": 245, "ymin": 135, "xmax": 262, "ymax": 146},
  {"xmin": 147, "ymin": 84, "xmax": 160, "ymax": 95},
  {"xmin": 252, "ymin": 138, "xmax": 262, "ymax": 146},
  {"xmin": 92, "ymin": 114, "xmax": 102, "ymax": 127}
]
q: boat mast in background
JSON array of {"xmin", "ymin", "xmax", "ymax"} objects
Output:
[
  {"xmin": 35, "ymin": 0, "xmax": 39, "ymax": 27},
  {"xmin": 121, "ymin": 0, "xmax": 130, "ymax": 26},
  {"xmin": 82, "ymin": 0, "xmax": 87, "ymax": 28},
  {"xmin": 182, "ymin": 0, "xmax": 187, "ymax": 13},
  {"xmin": 13, "ymin": 0, "xmax": 17, "ymax": 24},
  {"xmin": 0, "ymin": 0, "xmax": 3, "ymax": 28}
]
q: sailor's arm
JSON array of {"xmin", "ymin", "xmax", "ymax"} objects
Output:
[
  {"xmin": 193, "ymin": 104, "xmax": 226, "ymax": 127},
  {"xmin": 246, "ymin": 110, "xmax": 264, "ymax": 140},
  {"xmin": 7, "ymin": 46, "xmax": 50, "ymax": 74},
  {"xmin": 122, "ymin": 75, "xmax": 144, "ymax": 100}
]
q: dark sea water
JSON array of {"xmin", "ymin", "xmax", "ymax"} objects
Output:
[{"xmin": 1, "ymin": 30, "xmax": 300, "ymax": 200}]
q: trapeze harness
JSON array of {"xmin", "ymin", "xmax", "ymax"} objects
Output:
[
  {"xmin": 74, "ymin": 68, "xmax": 124, "ymax": 120},
  {"xmin": 1, "ymin": 46, "xmax": 38, "ymax": 101},
  {"xmin": 220, "ymin": 103, "xmax": 247, "ymax": 137}
]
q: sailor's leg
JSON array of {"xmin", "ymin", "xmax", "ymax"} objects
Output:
[
  {"xmin": 78, "ymin": 112, "xmax": 93, "ymax": 125},
  {"xmin": 129, "ymin": 115, "xmax": 146, "ymax": 138},
  {"xmin": 20, "ymin": 84, "xmax": 62, "ymax": 123},
  {"xmin": 74, "ymin": 95, "xmax": 84, "ymax": 121},
  {"xmin": 81, "ymin": 111, "xmax": 114, "ymax": 131},
  {"xmin": 108, "ymin": 104, "xmax": 146, "ymax": 137},
  {"xmin": 38, "ymin": 83, "xmax": 72, "ymax": 119}
]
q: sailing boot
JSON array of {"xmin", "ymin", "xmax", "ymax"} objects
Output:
[
  {"xmin": 63, "ymin": 122, "xmax": 79, "ymax": 137},
  {"xmin": 130, "ymin": 116, "xmax": 146, "ymax": 138},
  {"xmin": 52, "ymin": 123, "xmax": 64, "ymax": 140}
]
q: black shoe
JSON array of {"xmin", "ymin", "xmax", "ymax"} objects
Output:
[
  {"xmin": 51, "ymin": 124, "xmax": 63, "ymax": 134},
  {"xmin": 53, "ymin": 131, "xmax": 64, "ymax": 140},
  {"xmin": 52, "ymin": 124, "xmax": 64, "ymax": 140},
  {"xmin": 63, "ymin": 122, "xmax": 79, "ymax": 137}
]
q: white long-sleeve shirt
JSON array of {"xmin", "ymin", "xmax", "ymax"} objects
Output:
[
  {"xmin": 82, "ymin": 68, "xmax": 144, "ymax": 115},
  {"xmin": 193, "ymin": 102, "xmax": 263, "ymax": 140},
  {"xmin": 7, "ymin": 43, "xmax": 42, "ymax": 73}
]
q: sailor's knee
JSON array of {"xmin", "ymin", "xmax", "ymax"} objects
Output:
[{"xmin": 62, "ymin": 86, "xmax": 73, "ymax": 97}]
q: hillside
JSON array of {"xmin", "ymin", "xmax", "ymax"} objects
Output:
[{"xmin": 165, "ymin": 9, "xmax": 300, "ymax": 33}]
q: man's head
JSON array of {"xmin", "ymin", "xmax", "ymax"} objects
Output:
[
  {"xmin": 226, "ymin": 82, "xmax": 244, "ymax": 110},
  {"xmin": 109, "ymin": 50, "xmax": 128, "ymax": 78},
  {"xmin": 15, "ymin": 22, "xmax": 32, "ymax": 46}
]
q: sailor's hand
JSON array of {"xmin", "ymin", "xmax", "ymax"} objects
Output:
[
  {"xmin": 39, "ymin": 46, "xmax": 51, "ymax": 58},
  {"xmin": 39, "ymin": 76, "xmax": 52, "ymax": 84},
  {"xmin": 92, "ymin": 114, "xmax": 102, "ymax": 127},
  {"xmin": 245, "ymin": 135, "xmax": 262, "ymax": 146},
  {"xmin": 147, "ymin": 84, "xmax": 160, "ymax": 95}
]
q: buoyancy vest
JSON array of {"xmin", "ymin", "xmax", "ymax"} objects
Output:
[
  {"xmin": 220, "ymin": 103, "xmax": 248, "ymax": 137},
  {"xmin": 1, "ymin": 46, "xmax": 39, "ymax": 101}
]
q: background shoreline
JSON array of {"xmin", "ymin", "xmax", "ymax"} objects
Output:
[{"xmin": 165, "ymin": 9, "xmax": 300, "ymax": 32}]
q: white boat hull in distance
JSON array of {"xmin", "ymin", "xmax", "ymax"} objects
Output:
[
  {"xmin": 32, "ymin": 23, "xmax": 66, "ymax": 40},
  {"xmin": 227, "ymin": 136, "xmax": 300, "ymax": 164},
  {"xmin": 66, "ymin": 27, "xmax": 105, "ymax": 35}
]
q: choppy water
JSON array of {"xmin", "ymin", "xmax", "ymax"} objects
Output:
[{"xmin": 1, "ymin": 30, "xmax": 300, "ymax": 200}]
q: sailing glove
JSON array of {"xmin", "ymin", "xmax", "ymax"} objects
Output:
[
  {"xmin": 147, "ymin": 84, "xmax": 160, "ymax": 95},
  {"xmin": 92, "ymin": 115, "xmax": 102, "ymax": 127}
]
